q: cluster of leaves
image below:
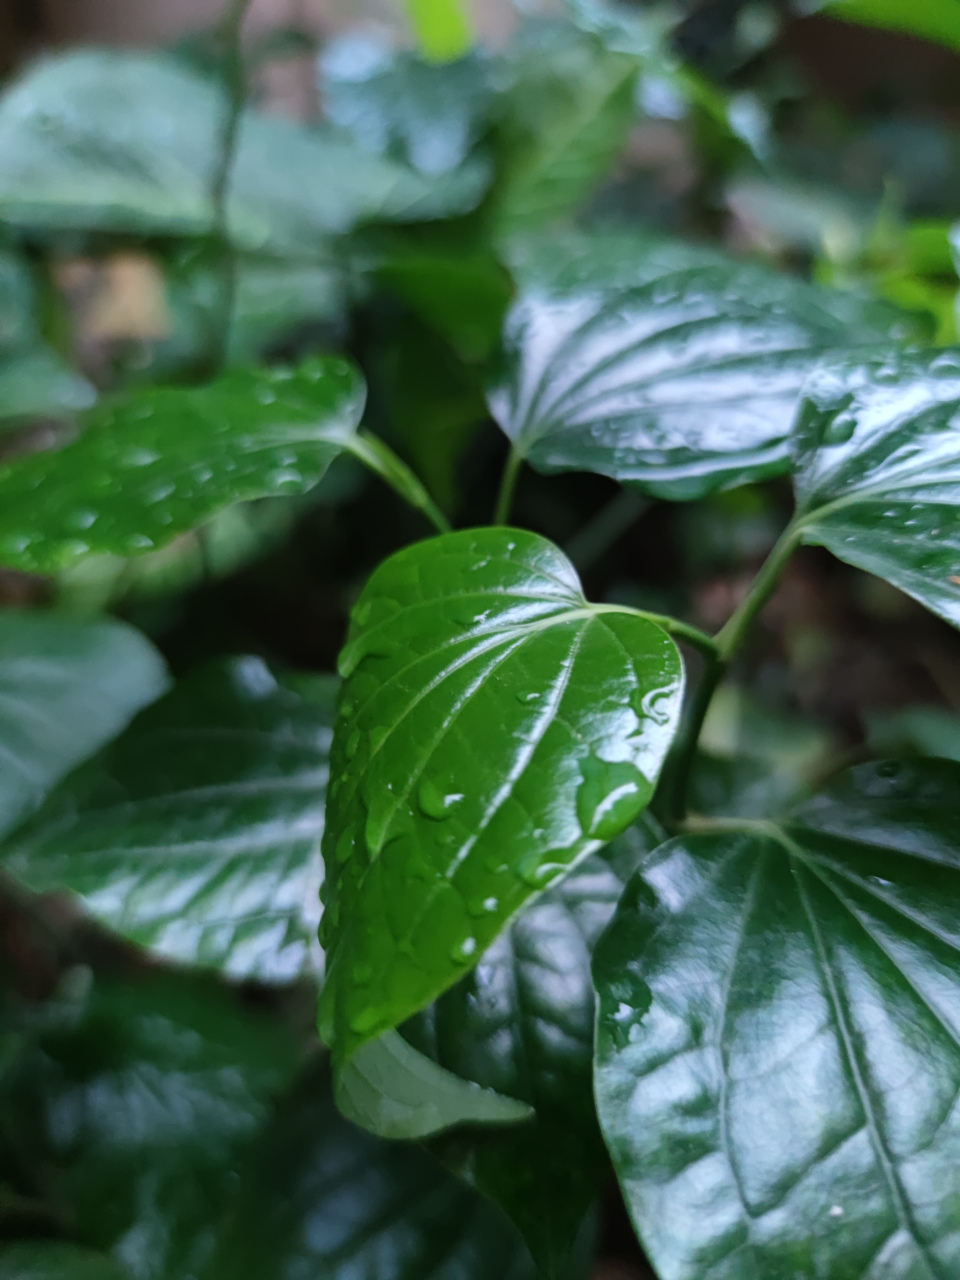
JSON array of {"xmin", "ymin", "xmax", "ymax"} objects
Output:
[{"xmin": 3, "ymin": 0, "xmax": 960, "ymax": 1278}]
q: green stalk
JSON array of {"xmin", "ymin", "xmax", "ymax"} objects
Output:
[
  {"xmin": 664, "ymin": 517, "xmax": 804, "ymax": 821},
  {"xmin": 494, "ymin": 447, "xmax": 523, "ymax": 525},
  {"xmin": 346, "ymin": 432, "xmax": 451, "ymax": 536}
]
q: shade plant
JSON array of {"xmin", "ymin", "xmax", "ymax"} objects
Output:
[{"xmin": 2, "ymin": 0, "xmax": 960, "ymax": 1277}]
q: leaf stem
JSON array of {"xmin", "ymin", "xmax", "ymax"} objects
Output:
[
  {"xmin": 493, "ymin": 446, "xmax": 523, "ymax": 525},
  {"xmin": 664, "ymin": 517, "xmax": 803, "ymax": 820},
  {"xmin": 346, "ymin": 432, "xmax": 451, "ymax": 535},
  {"xmin": 205, "ymin": 0, "xmax": 253, "ymax": 377}
]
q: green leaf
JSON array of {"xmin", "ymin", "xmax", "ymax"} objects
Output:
[
  {"xmin": 489, "ymin": 232, "xmax": 911, "ymax": 501},
  {"xmin": 409, "ymin": 822, "xmax": 660, "ymax": 1276},
  {"xmin": 405, "ymin": 0, "xmax": 474, "ymax": 63},
  {"xmin": 819, "ymin": 0, "xmax": 960, "ymax": 53},
  {"xmin": 492, "ymin": 22, "xmax": 640, "ymax": 233},
  {"xmin": 0, "ymin": 1244, "xmax": 126, "ymax": 1280},
  {"xmin": 594, "ymin": 759, "xmax": 960, "ymax": 1279},
  {"xmin": 2, "ymin": 658, "xmax": 332, "ymax": 982},
  {"xmin": 13, "ymin": 971, "xmax": 300, "ymax": 1280},
  {"xmin": 203, "ymin": 1057, "xmax": 537, "ymax": 1280},
  {"xmin": 0, "ymin": 356, "xmax": 364, "ymax": 575},
  {"xmin": 319, "ymin": 526, "xmax": 684, "ymax": 1061},
  {"xmin": 0, "ymin": 610, "xmax": 168, "ymax": 840},
  {"xmin": 322, "ymin": 40, "xmax": 492, "ymax": 175},
  {"xmin": 334, "ymin": 1028, "xmax": 533, "ymax": 1138},
  {"xmin": 792, "ymin": 349, "xmax": 960, "ymax": 629},
  {"xmin": 0, "ymin": 52, "xmax": 489, "ymax": 254}
]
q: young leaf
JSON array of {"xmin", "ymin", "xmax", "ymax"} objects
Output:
[
  {"xmin": 319, "ymin": 526, "xmax": 684, "ymax": 1061},
  {"xmin": 0, "ymin": 357, "xmax": 364, "ymax": 575},
  {"xmin": 203, "ymin": 1057, "xmax": 537, "ymax": 1280},
  {"xmin": 489, "ymin": 232, "xmax": 910, "ymax": 501},
  {"xmin": 12, "ymin": 971, "xmax": 300, "ymax": 1280},
  {"xmin": 0, "ymin": 611, "xmax": 168, "ymax": 840},
  {"xmin": 411, "ymin": 823, "xmax": 660, "ymax": 1277},
  {"xmin": 594, "ymin": 759, "xmax": 960, "ymax": 1280},
  {"xmin": 1, "ymin": 658, "xmax": 332, "ymax": 982},
  {"xmin": 793, "ymin": 349, "xmax": 960, "ymax": 629},
  {"xmin": 817, "ymin": 0, "xmax": 960, "ymax": 53},
  {"xmin": 0, "ymin": 1244, "xmax": 126, "ymax": 1280},
  {"xmin": 492, "ymin": 22, "xmax": 640, "ymax": 232},
  {"xmin": 0, "ymin": 52, "xmax": 488, "ymax": 253}
]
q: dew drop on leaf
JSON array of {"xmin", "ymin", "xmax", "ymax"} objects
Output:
[
  {"xmin": 345, "ymin": 728, "xmax": 361, "ymax": 761},
  {"xmin": 417, "ymin": 777, "xmax": 464, "ymax": 820},
  {"xmin": 576, "ymin": 755, "xmax": 649, "ymax": 840},
  {"xmin": 451, "ymin": 936, "xmax": 478, "ymax": 963}
]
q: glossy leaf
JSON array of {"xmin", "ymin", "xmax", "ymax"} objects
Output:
[
  {"xmin": 409, "ymin": 822, "xmax": 660, "ymax": 1276},
  {"xmin": 0, "ymin": 611, "xmax": 168, "ymax": 840},
  {"xmin": 793, "ymin": 348, "xmax": 960, "ymax": 629},
  {"xmin": 0, "ymin": 356, "xmax": 364, "ymax": 575},
  {"xmin": 14, "ymin": 971, "xmax": 300, "ymax": 1280},
  {"xmin": 492, "ymin": 22, "xmax": 640, "ymax": 232},
  {"xmin": 0, "ymin": 1244, "xmax": 126, "ymax": 1280},
  {"xmin": 2, "ymin": 658, "xmax": 332, "ymax": 982},
  {"xmin": 0, "ymin": 52, "xmax": 488, "ymax": 254},
  {"xmin": 319, "ymin": 526, "xmax": 684, "ymax": 1061},
  {"xmin": 594, "ymin": 759, "xmax": 960, "ymax": 1279},
  {"xmin": 322, "ymin": 39, "xmax": 493, "ymax": 175},
  {"xmin": 489, "ymin": 232, "xmax": 910, "ymax": 500},
  {"xmin": 204, "ymin": 1057, "xmax": 537, "ymax": 1280}
]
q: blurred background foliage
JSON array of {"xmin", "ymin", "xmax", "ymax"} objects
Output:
[{"xmin": 2, "ymin": 0, "xmax": 960, "ymax": 1276}]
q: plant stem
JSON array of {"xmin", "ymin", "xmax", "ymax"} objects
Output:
[
  {"xmin": 664, "ymin": 517, "xmax": 803, "ymax": 820},
  {"xmin": 205, "ymin": 0, "xmax": 253, "ymax": 377},
  {"xmin": 638, "ymin": 612, "xmax": 719, "ymax": 662},
  {"xmin": 493, "ymin": 446, "xmax": 523, "ymax": 525},
  {"xmin": 346, "ymin": 432, "xmax": 451, "ymax": 535}
]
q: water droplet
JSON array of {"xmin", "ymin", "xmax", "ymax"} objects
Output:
[
  {"xmin": 345, "ymin": 728, "xmax": 361, "ymax": 761},
  {"xmin": 828, "ymin": 1205, "xmax": 844, "ymax": 1219},
  {"xmin": 354, "ymin": 599, "xmax": 372, "ymax": 626},
  {"xmin": 823, "ymin": 411, "xmax": 857, "ymax": 446},
  {"xmin": 121, "ymin": 446, "xmax": 160, "ymax": 467},
  {"xmin": 340, "ymin": 699, "xmax": 356, "ymax": 719},
  {"xmin": 68, "ymin": 509, "xmax": 97, "ymax": 530},
  {"xmin": 349, "ymin": 1006, "xmax": 383, "ymax": 1035},
  {"xmin": 639, "ymin": 686, "xmax": 675, "ymax": 726},
  {"xmin": 417, "ymin": 778, "xmax": 464, "ymax": 821},
  {"xmin": 468, "ymin": 895, "xmax": 499, "ymax": 916},
  {"xmin": 451, "ymin": 936, "xmax": 477, "ymax": 963},
  {"xmin": 335, "ymin": 827, "xmax": 357, "ymax": 864},
  {"xmin": 256, "ymin": 386, "xmax": 277, "ymax": 405},
  {"xmin": 576, "ymin": 755, "xmax": 649, "ymax": 840},
  {"xmin": 516, "ymin": 690, "xmax": 541, "ymax": 704},
  {"xmin": 125, "ymin": 534, "xmax": 154, "ymax": 551}
]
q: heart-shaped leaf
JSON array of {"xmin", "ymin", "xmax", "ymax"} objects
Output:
[
  {"xmin": 0, "ymin": 356, "xmax": 364, "ymax": 575},
  {"xmin": 410, "ymin": 820, "xmax": 660, "ymax": 1276},
  {"xmin": 203, "ymin": 1057, "xmax": 538, "ymax": 1280},
  {"xmin": 792, "ymin": 349, "xmax": 960, "ymax": 629},
  {"xmin": 0, "ymin": 52, "xmax": 488, "ymax": 253},
  {"xmin": 489, "ymin": 232, "xmax": 910, "ymax": 501},
  {"xmin": 319, "ymin": 526, "xmax": 684, "ymax": 1061},
  {"xmin": 1, "ymin": 658, "xmax": 332, "ymax": 982},
  {"xmin": 0, "ymin": 611, "xmax": 168, "ymax": 840},
  {"xmin": 594, "ymin": 759, "xmax": 960, "ymax": 1279}
]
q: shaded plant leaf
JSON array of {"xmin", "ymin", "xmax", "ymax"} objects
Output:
[
  {"xmin": 0, "ymin": 1244, "xmax": 127, "ymax": 1280},
  {"xmin": 0, "ymin": 356, "xmax": 364, "ymax": 575},
  {"xmin": 0, "ymin": 611, "xmax": 168, "ymax": 840},
  {"xmin": 594, "ymin": 759, "xmax": 960, "ymax": 1279},
  {"xmin": 318, "ymin": 526, "xmax": 684, "ymax": 1064},
  {"xmin": 793, "ymin": 349, "xmax": 960, "ymax": 630},
  {"xmin": 2, "ymin": 658, "xmax": 333, "ymax": 982},
  {"xmin": 489, "ymin": 231, "xmax": 910, "ymax": 500},
  {"xmin": 203, "ymin": 1056, "xmax": 537, "ymax": 1280},
  {"xmin": 10, "ymin": 971, "xmax": 300, "ymax": 1280},
  {"xmin": 492, "ymin": 21, "xmax": 640, "ymax": 232},
  {"xmin": 408, "ymin": 819, "xmax": 661, "ymax": 1277},
  {"xmin": 0, "ymin": 52, "xmax": 489, "ymax": 255}
]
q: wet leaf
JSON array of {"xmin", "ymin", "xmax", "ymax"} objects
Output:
[
  {"xmin": 2, "ymin": 658, "xmax": 332, "ymax": 982},
  {"xmin": 0, "ymin": 611, "xmax": 167, "ymax": 840},
  {"xmin": 319, "ymin": 526, "xmax": 684, "ymax": 1061},
  {"xmin": 595, "ymin": 759, "xmax": 960, "ymax": 1279},
  {"xmin": 490, "ymin": 231, "xmax": 909, "ymax": 500},
  {"xmin": 0, "ymin": 356, "xmax": 364, "ymax": 575},
  {"xmin": 793, "ymin": 348, "xmax": 960, "ymax": 629}
]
